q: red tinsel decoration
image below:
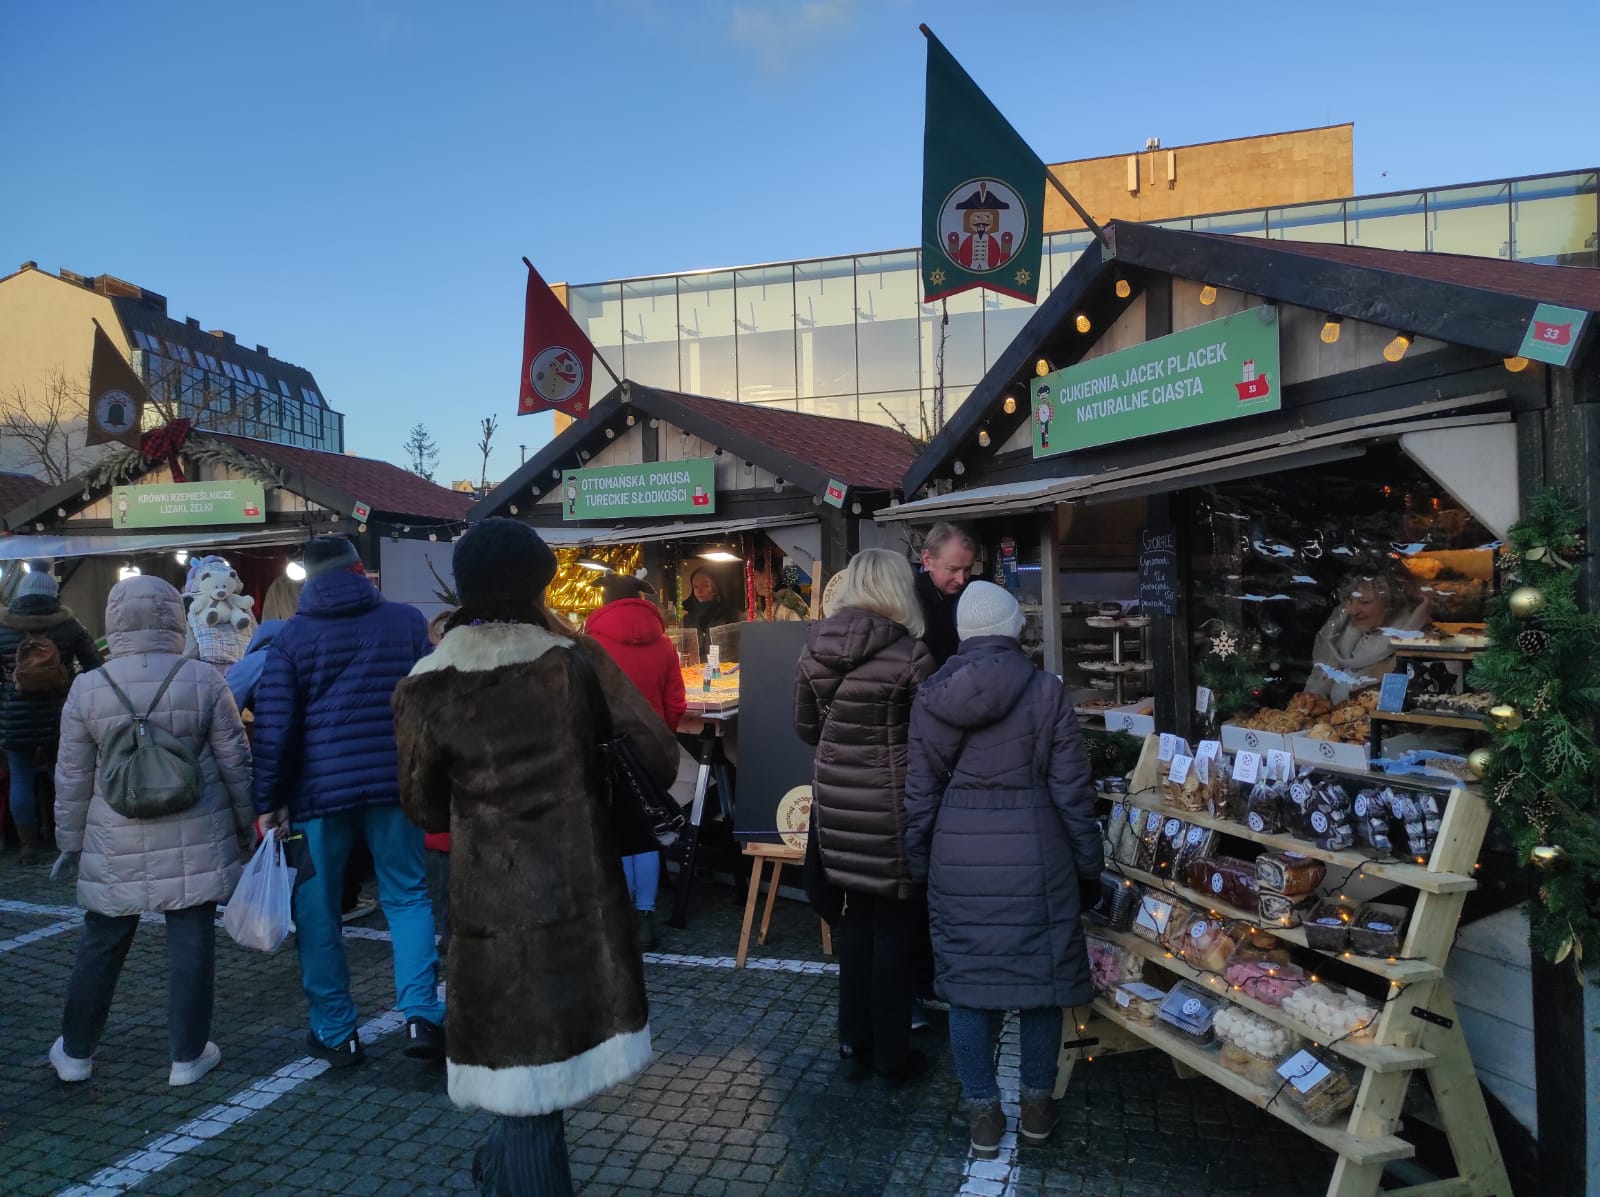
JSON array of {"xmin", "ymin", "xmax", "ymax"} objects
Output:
[
  {"xmin": 140, "ymin": 418, "xmax": 194, "ymax": 482},
  {"xmin": 744, "ymin": 535, "xmax": 756, "ymax": 622}
]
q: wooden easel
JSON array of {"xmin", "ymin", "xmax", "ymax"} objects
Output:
[{"xmin": 735, "ymin": 841, "xmax": 833, "ymax": 967}]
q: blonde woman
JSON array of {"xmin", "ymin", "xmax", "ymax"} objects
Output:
[{"xmin": 793, "ymin": 549, "xmax": 936, "ymax": 1085}]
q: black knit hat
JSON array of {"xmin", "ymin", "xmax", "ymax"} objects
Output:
[
  {"xmin": 597, "ymin": 572, "xmax": 655, "ymax": 605},
  {"xmin": 452, "ymin": 518, "xmax": 558, "ymax": 613},
  {"xmin": 304, "ymin": 536, "xmax": 361, "ymax": 578}
]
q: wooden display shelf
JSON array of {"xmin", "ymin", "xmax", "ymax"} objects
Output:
[
  {"xmin": 1112, "ymin": 861, "xmax": 1442, "ymax": 984},
  {"xmin": 1088, "ymin": 999, "xmax": 1415, "ymax": 1166},
  {"xmin": 1295, "ymin": 759, "xmax": 1462, "ymax": 792},
  {"xmin": 1090, "ymin": 925, "xmax": 1435, "ymax": 1074},
  {"xmin": 1389, "ymin": 644, "xmax": 1485, "ymax": 660},
  {"xmin": 1120, "ymin": 790, "xmax": 1478, "ymax": 895},
  {"xmin": 1370, "ymin": 709, "xmax": 1488, "ymax": 732}
]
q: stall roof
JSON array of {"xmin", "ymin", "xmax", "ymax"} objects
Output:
[
  {"xmin": 904, "ymin": 222, "xmax": 1599, "ymax": 497},
  {"xmin": 2, "ymin": 433, "xmax": 473, "ymax": 534},
  {"xmin": 0, "ymin": 526, "xmax": 310, "ymax": 561},
  {"xmin": 0, "ymin": 472, "xmax": 47, "ymax": 517},
  {"xmin": 474, "ymin": 381, "xmax": 916, "ymax": 522}
]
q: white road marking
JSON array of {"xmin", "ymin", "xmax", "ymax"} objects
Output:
[{"xmin": 0, "ymin": 919, "xmax": 77, "ymax": 953}]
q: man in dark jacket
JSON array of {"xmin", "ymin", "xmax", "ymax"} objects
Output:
[
  {"xmin": 914, "ymin": 522, "xmax": 977, "ymax": 667},
  {"xmin": 252, "ymin": 537, "xmax": 444, "ymax": 1066},
  {"xmin": 1, "ymin": 568, "xmax": 101, "ymax": 863}
]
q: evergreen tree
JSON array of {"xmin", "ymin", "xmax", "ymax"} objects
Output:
[{"xmin": 403, "ymin": 422, "xmax": 439, "ymax": 481}]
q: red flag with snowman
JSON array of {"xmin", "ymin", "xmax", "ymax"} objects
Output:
[{"xmin": 518, "ymin": 258, "xmax": 606, "ymax": 419}]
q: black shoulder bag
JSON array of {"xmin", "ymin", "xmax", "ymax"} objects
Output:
[{"xmin": 568, "ymin": 646, "xmax": 687, "ymax": 855}]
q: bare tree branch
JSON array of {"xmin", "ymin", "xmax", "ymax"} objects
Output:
[{"xmin": 0, "ymin": 369, "xmax": 104, "ymax": 484}]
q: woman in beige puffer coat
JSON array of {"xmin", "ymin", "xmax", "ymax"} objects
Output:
[{"xmin": 48, "ymin": 574, "xmax": 254, "ymax": 1088}]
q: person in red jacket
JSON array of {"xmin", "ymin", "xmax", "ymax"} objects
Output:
[{"xmin": 585, "ymin": 572, "xmax": 686, "ymax": 948}]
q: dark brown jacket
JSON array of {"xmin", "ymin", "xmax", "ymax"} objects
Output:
[
  {"xmin": 793, "ymin": 607, "xmax": 936, "ymax": 899},
  {"xmin": 393, "ymin": 622, "xmax": 678, "ymax": 1117}
]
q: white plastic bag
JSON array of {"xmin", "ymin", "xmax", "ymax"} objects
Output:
[{"xmin": 223, "ymin": 828, "xmax": 295, "ymax": 952}]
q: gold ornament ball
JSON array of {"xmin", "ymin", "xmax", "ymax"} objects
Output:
[
  {"xmin": 1507, "ymin": 586, "xmax": 1546, "ymax": 619},
  {"xmin": 1529, "ymin": 845, "xmax": 1567, "ymax": 870},
  {"xmin": 1466, "ymin": 747, "xmax": 1493, "ymax": 779},
  {"xmin": 1487, "ymin": 703, "xmax": 1523, "ymax": 732}
]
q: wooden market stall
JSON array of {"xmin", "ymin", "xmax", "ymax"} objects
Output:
[
  {"xmin": 474, "ymin": 381, "xmax": 916, "ymax": 925},
  {"xmin": 881, "ymin": 224, "xmax": 1600, "ymax": 1196}
]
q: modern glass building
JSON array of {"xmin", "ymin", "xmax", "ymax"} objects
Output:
[{"xmin": 565, "ymin": 169, "xmax": 1597, "ymax": 436}]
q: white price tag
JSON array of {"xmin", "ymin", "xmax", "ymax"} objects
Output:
[
  {"xmin": 1194, "ymin": 754, "xmax": 1211, "ymax": 785},
  {"xmin": 1116, "ymin": 989, "xmax": 1133, "ymax": 1008},
  {"xmin": 1233, "ymin": 751, "xmax": 1262, "ymax": 785},
  {"xmin": 1159, "ymin": 733, "xmax": 1179, "ymax": 762},
  {"xmin": 1195, "ymin": 686, "xmax": 1214, "ymax": 715},
  {"xmin": 1196, "ymin": 739, "xmax": 1222, "ymax": 763},
  {"xmin": 1167, "ymin": 754, "xmax": 1193, "ymax": 785},
  {"xmin": 1267, "ymin": 749, "xmax": 1294, "ymax": 782},
  {"xmin": 1278, "ymin": 1050, "xmax": 1333, "ymax": 1095}
]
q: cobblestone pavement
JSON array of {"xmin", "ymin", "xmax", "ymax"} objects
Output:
[{"xmin": 1, "ymin": 854, "xmax": 1333, "ymax": 1196}]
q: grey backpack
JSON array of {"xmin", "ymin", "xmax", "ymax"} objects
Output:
[{"xmin": 98, "ymin": 660, "xmax": 203, "ymax": 819}]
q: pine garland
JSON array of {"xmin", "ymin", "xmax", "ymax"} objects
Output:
[
  {"xmin": 78, "ymin": 434, "xmax": 286, "ymax": 495},
  {"xmin": 1469, "ymin": 490, "xmax": 1600, "ymax": 971},
  {"xmin": 1083, "ymin": 728, "xmax": 1145, "ymax": 779}
]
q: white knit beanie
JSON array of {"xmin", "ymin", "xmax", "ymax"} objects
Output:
[{"xmin": 957, "ymin": 580, "xmax": 1024, "ymax": 642}]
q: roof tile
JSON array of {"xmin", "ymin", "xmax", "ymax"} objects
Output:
[{"xmin": 208, "ymin": 434, "xmax": 474, "ymax": 521}]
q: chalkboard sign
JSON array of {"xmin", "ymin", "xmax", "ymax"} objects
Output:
[
  {"xmin": 733, "ymin": 620, "xmax": 818, "ymax": 845},
  {"xmin": 1138, "ymin": 528, "xmax": 1178, "ymax": 616}
]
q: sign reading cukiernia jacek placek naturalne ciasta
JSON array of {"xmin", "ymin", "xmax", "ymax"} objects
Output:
[
  {"xmin": 111, "ymin": 481, "xmax": 266, "ymax": 529},
  {"xmin": 1032, "ymin": 305, "xmax": 1282, "ymax": 459},
  {"xmin": 562, "ymin": 458, "xmax": 716, "ymax": 521}
]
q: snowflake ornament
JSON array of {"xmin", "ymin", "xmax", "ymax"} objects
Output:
[
  {"xmin": 1014, "ymin": 267, "xmax": 1033, "ymax": 287},
  {"xmin": 1210, "ymin": 630, "xmax": 1238, "ymax": 660}
]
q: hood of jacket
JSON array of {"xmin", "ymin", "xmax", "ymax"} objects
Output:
[
  {"xmin": 916, "ymin": 637, "xmax": 1037, "ymax": 730},
  {"xmin": 105, "ymin": 574, "xmax": 186, "ymax": 657},
  {"xmin": 242, "ymin": 618, "xmax": 288, "ymax": 655},
  {"xmin": 804, "ymin": 606, "xmax": 916, "ymax": 675},
  {"xmin": 297, "ymin": 568, "xmax": 383, "ymax": 619},
  {"xmin": 587, "ymin": 597, "xmax": 665, "ymax": 647},
  {"xmin": 0, "ymin": 598, "xmax": 75, "ymax": 631}
]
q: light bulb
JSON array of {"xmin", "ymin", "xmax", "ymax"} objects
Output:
[
  {"xmin": 1002, "ymin": 396, "xmax": 1017, "ymax": 415},
  {"xmin": 1320, "ymin": 319, "xmax": 1342, "ymax": 344},
  {"xmin": 285, "ymin": 561, "xmax": 307, "ymax": 582},
  {"xmin": 1383, "ymin": 333, "xmax": 1413, "ymax": 362},
  {"xmin": 1115, "ymin": 278, "xmax": 1131, "ymax": 299},
  {"xmin": 1503, "ymin": 356, "xmax": 1529, "ymax": 372},
  {"xmin": 1074, "ymin": 314, "xmax": 1091, "ymax": 334},
  {"xmin": 1199, "ymin": 285, "xmax": 1217, "ymax": 305},
  {"xmin": 978, "ymin": 429, "xmax": 991, "ymax": 448}
]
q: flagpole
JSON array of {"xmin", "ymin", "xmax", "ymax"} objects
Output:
[
  {"xmin": 918, "ymin": 25, "xmax": 1112, "ymax": 251},
  {"xmin": 522, "ymin": 257, "xmax": 624, "ymax": 390}
]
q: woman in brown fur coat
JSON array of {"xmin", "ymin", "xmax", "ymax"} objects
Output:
[{"xmin": 393, "ymin": 519, "xmax": 678, "ymax": 1196}]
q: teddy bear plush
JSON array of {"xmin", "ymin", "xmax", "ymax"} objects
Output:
[{"xmin": 184, "ymin": 555, "xmax": 256, "ymax": 669}]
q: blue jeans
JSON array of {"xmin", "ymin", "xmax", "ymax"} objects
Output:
[
  {"xmin": 7, "ymin": 748, "xmax": 37, "ymax": 830},
  {"xmin": 947, "ymin": 1005, "xmax": 1062, "ymax": 1104},
  {"xmin": 622, "ymin": 852, "xmax": 659, "ymax": 912},
  {"xmin": 292, "ymin": 805, "xmax": 445, "ymax": 1045}
]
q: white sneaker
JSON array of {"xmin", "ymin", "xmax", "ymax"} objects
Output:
[
  {"xmin": 50, "ymin": 1037, "xmax": 92, "ymax": 1082},
  {"xmin": 169, "ymin": 1041, "xmax": 221, "ymax": 1087}
]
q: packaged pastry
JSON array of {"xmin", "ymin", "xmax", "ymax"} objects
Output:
[
  {"xmin": 1259, "ymin": 890, "xmax": 1316, "ymax": 929},
  {"xmin": 1155, "ymin": 980, "xmax": 1225, "ymax": 1045},
  {"xmin": 1133, "ymin": 892, "xmax": 1181, "ymax": 944},
  {"xmin": 1282, "ymin": 776, "xmax": 1317, "ymax": 841},
  {"xmin": 1160, "ymin": 905, "xmax": 1199, "ymax": 954},
  {"xmin": 1163, "ymin": 754, "xmax": 1204, "ymax": 812},
  {"xmin": 1233, "ymin": 926, "xmax": 1292, "ymax": 964},
  {"xmin": 1213, "ymin": 1005, "xmax": 1296, "ymax": 1087},
  {"xmin": 1104, "ymin": 801, "xmax": 1127, "ymax": 861},
  {"xmin": 1224, "ymin": 959, "xmax": 1308, "ymax": 1007},
  {"xmin": 1281, "ymin": 982, "xmax": 1378, "ymax": 1042},
  {"xmin": 1086, "ymin": 934, "xmax": 1142, "ymax": 993},
  {"xmin": 1153, "ymin": 816, "xmax": 1187, "ymax": 878},
  {"xmin": 1169, "ymin": 824, "xmax": 1216, "ymax": 881},
  {"xmin": 1245, "ymin": 782, "xmax": 1285, "ymax": 835},
  {"xmin": 1352, "ymin": 789, "xmax": 1394, "ymax": 858},
  {"xmin": 1275, "ymin": 1049, "xmax": 1358, "ymax": 1125},
  {"xmin": 1186, "ymin": 855, "xmax": 1259, "ymax": 910},
  {"xmin": 1303, "ymin": 898, "xmax": 1358, "ymax": 951},
  {"xmin": 1307, "ymin": 782, "xmax": 1355, "ymax": 852},
  {"xmin": 1111, "ymin": 981, "xmax": 1168, "ymax": 1026},
  {"xmin": 1178, "ymin": 916, "xmax": 1243, "ymax": 974},
  {"xmin": 1084, "ymin": 871, "xmax": 1139, "ymax": 931},
  {"xmin": 1113, "ymin": 804, "xmax": 1144, "ymax": 866},
  {"xmin": 1133, "ymin": 808, "xmax": 1165, "ymax": 873},
  {"xmin": 1255, "ymin": 851, "xmax": 1327, "ymax": 896},
  {"xmin": 1349, "ymin": 902, "xmax": 1408, "ymax": 957}
]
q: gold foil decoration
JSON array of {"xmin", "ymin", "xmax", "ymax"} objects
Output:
[{"xmin": 546, "ymin": 544, "xmax": 642, "ymax": 618}]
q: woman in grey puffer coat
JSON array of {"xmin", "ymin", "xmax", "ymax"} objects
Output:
[
  {"xmin": 794, "ymin": 549, "xmax": 936, "ymax": 1084},
  {"xmin": 48, "ymin": 574, "xmax": 254, "ymax": 1088},
  {"xmin": 904, "ymin": 582, "xmax": 1103, "ymax": 1159}
]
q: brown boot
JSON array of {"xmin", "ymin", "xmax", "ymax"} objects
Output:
[
  {"xmin": 968, "ymin": 1102, "xmax": 1004, "ymax": 1159},
  {"xmin": 17, "ymin": 824, "xmax": 40, "ymax": 866},
  {"xmin": 1020, "ymin": 1092, "xmax": 1060, "ymax": 1144}
]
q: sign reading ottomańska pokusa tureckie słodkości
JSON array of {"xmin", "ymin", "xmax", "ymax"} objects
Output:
[
  {"xmin": 1032, "ymin": 305, "xmax": 1283, "ymax": 459},
  {"xmin": 562, "ymin": 458, "xmax": 717, "ymax": 521}
]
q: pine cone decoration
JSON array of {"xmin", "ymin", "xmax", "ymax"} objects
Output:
[{"xmin": 1516, "ymin": 628, "xmax": 1551, "ymax": 657}]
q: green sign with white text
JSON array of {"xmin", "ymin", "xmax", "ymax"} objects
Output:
[
  {"xmin": 111, "ymin": 481, "xmax": 266, "ymax": 529},
  {"xmin": 562, "ymin": 458, "xmax": 716, "ymax": 521},
  {"xmin": 1032, "ymin": 305, "xmax": 1282, "ymax": 458},
  {"xmin": 1517, "ymin": 303, "xmax": 1588, "ymax": 368}
]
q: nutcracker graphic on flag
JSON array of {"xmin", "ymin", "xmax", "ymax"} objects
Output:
[{"xmin": 518, "ymin": 258, "xmax": 615, "ymax": 419}]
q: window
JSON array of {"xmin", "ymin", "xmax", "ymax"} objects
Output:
[
  {"xmin": 278, "ymin": 379, "xmax": 292, "ymax": 397},
  {"xmin": 301, "ymin": 386, "xmax": 323, "ymax": 407},
  {"xmin": 855, "ymin": 252, "xmax": 920, "ymax": 395},
  {"xmin": 166, "ymin": 341, "xmax": 194, "ymax": 365},
  {"xmin": 621, "ymin": 276, "xmax": 679, "ymax": 389},
  {"xmin": 677, "ymin": 271, "xmax": 737, "ymax": 399},
  {"xmin": 133, "ymin": 330, "xmax": 162, "ymax": 353},
  {"xmin": 735, "ymin": 265, "xmax": 796, "ymax": 402},
  {"xmin": 794, "ymin": 258, "xmax": 856, "ymax": 399}
]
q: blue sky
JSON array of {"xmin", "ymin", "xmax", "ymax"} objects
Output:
[{"xmin": 5, "ymin": 0, "xmax": 1597, "ymax": 483}]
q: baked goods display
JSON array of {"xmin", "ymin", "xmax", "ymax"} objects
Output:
[
  {"xmin": 1178, "ymin": 916, "xmax": 1244, "ymax": 973},
  {"xmin": 1389, "ymin": 789, "xmax": 1445, "ymax": 861},
  {"xmin": 1232, "ymin": 690, "xmax": 1377, "ymax": 744},
  {"xmin": 1132, "ymin": 809, "xmax": 1165, "ymax": 873},
  {"xmin": 1349, "ymin": 903, "xmax": 1408, "ymax": 957},
  {"xmin": 1224, "ymin": 960, "xmax": 1308, "ymax": 1007},
  {"xmin": 1133, "ymin": 892, "xmax": 1183, "ymax": 945},
  {"xmin": 1111, "ymin": 981, "xmax": 1167, "ymax": 1026},
  {"xmin": 1254, "ymin": 852, "xmax": 1327, "ymax": 896},
  {"xmin": 1155, "ymin": 980, "xmax": 1226, "ymax": 1045},
  {"xmin": 1214, "ymin": 1005, "xmax": 1296, "ymax": 1087},
  {"xmin": 1259, "ymin": 890, "xmax": 1316, "ymax": 929},
  {"xmin": 1170, "ymin": 824, "xmax": 1216, "ymax": 881},
  {"xmin": 1410, "ymin": 690, "xmax": 1495, "ymax": 716},
  {"xmin": 1353, "ymin": 788, "xmax": 1395, "ymax": 856},
  {"xmin": 1303, "ymin": 898, "xmax": 1359, "ymax": 951},
  {"xmin": 1232, "ymin": 926, "xmax": 1292, "ymax": 965},
  {"xmin": 1086, "ymin": 935, "xmax": 1143, "ymax": 994},
  {"xmin": 1084, "ymin": 871, "xmax": 1139, "ymax": 931},
  {"xmin": 1280, "ymin": 983, "xmax": 1378, "ymax": 1042},
  {"xmin": 1276, "ymin": 1049, "xmax": 1359, "ymax": 1125},
  {"xmin": 1246, "ymin": 781, "xmax": 1288, "ymax": 835},
  {"xmin": 1186, "ymin": 855, "xmax": 1259, "ymax": 910}
]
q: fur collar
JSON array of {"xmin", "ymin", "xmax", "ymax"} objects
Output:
[
  {"xmin": 0, "ymin": 604, "xmax": 75, "ymax": 632},
  {"xmin": 411, "ymin": 621, "xmax": 571, "ymax": 677}
]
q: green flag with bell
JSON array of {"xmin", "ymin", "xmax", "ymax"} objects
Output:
[{"xmin": 921, "ymin": 27, "xmax": 1048, "ymax": 304}]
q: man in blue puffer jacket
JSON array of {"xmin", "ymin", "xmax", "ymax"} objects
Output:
[{"xmin": 252, "ymin": 537, "xmax": 445, "ymax": 1067}]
